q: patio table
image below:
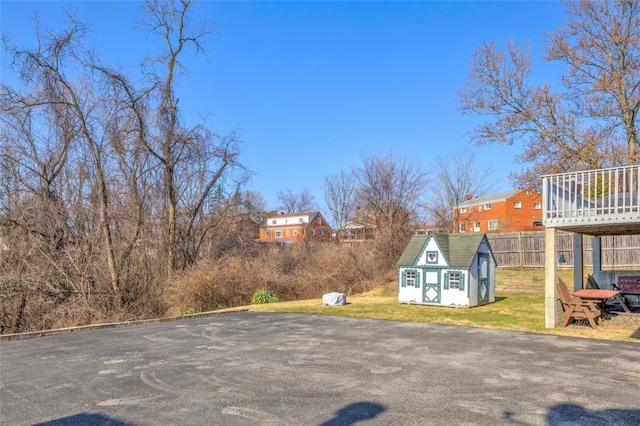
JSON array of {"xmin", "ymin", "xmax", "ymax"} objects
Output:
[{"xmin": 572, "ymin": 289, "xmax": 631, "ymax": 314}]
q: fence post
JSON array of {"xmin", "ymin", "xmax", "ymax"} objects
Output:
[{"xmin": 518, "ymin": 232, "xmax": 524, "ymax": 269}]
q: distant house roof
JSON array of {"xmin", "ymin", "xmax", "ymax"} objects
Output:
[
  {"xmin": 397, "ymin": 232, "xmax": 492, "ymax": 268},
  {"xmin": 458, "ymin": 190, "xmax": 520, "ymax": 208},
  {"xmin": 337, "ymin": 221, "xmax": 376, "ymax": 231}
]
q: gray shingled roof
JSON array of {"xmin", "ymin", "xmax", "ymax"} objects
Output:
[
  {"xmin": 396, "ymin": 234, "xmax": 428, "ymax": 266},
  {"xmin": 396, "ymin": 232, "xmax": 490, "ymax": 268}
]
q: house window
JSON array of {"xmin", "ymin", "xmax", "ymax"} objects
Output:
[
  {"xmin": 319, "ymin": 229, "xmax": 324, "ymax": 237},
  {"xmin": 474, "ymin": 221, "xmax": 480, "ymax": 232},
  {"xmin": 265, "ymin": 230, "xmax": 271, "ymax": 237},
  {"xmin": 406, "ymin": 270, "xmax": 416, "ymax": 287},
  {"xmin": 310, "ymin": 229, "xmax": 316, "ymax": 236},
  {"xmin": 426, "ymin": 251, "xmax": 438, "ymax": 263},
  {"xmin": 478, "ymin": 205, "xmax": 483, "ymax": 212},
  {"xmin": 461, "ymin": 207, "xmax": 467, "ymax": 213},
  {"xmin": 317, "ymin": 217, "xmax": 322, "ymax": 225},
  {"xmin": 458, "ymin": 223, "xmax": 465, "ymax": 233},
  {"xmin": 293, "ymin": 229, "xmax": 298, "ymax": 235},
  {"xmin": 298, "ymin": 218, "xmax": 304, "ymax": 223},
  {"xmin": 514, "ymin": 201, "xmax": 522, "ymax": 208},
  {"xmin": 275, "ymin": 230, "xmax": 282, "ymax": 238},
  {"xmin": 272, "ymin": 219, "xmax": 277, "ymax": 224},
  {"xmin": 484, "ymin": 203, "xmax": 491, "ymax": 210},
  {"xmin": 488, "ymin": 219, "xmax": 500, "ymax": 231},
  {"xmin": 533, "ymin": 202, "xmax": 541, "ymax": 210},
  {"xmin": 286, "ymin": 230, "xmax": 290, "ymax": 236}
]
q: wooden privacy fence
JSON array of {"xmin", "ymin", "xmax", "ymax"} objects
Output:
[{"xmin": 487, "ymin": 231, "xmax": 640, "ymax": 269}]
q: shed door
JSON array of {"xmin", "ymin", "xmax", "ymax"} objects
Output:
[
  {"xmin": 422, "ymin": 268, "xmax": 441, "ymax": 304},
  {"xmin": 478, "ymin": 254, "xmax": 490, "ymax": 304}
]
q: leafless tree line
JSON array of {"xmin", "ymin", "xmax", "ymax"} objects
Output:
[{"xmin": 0, "ymin": 0, "xmax": 248, "ymax": 332}]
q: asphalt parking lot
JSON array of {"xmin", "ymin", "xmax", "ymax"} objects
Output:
[{"xmin": 1, "ymin": 312, "xmax": 639, "ymax": 425}]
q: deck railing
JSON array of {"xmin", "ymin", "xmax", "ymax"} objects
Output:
[{"xmin": 542, "ymin": 165, "xmax": 640, "ymax": 228}]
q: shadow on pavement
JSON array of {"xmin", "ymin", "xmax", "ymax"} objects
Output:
[
  {"xmin": 546, "ymin": 403, "xmax": 640, "ymax": 425},
  {"xmin": 320, "ymin": 401, "xmax": 385, "ymax": 426},
  {"xmin": 631, "ymin": 327, "xmax": 640, "ymax": 339},
  {"xmin": 34, "ymin": 412, "xmax": 136, "ymax": 426}
]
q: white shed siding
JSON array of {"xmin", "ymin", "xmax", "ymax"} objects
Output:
[
  {"xmin": 416, "ymin": 238, "xmax": 448, "ymax": 266},
  {"xmin": 439, "ymin": 270, "xmax": 469, "ymax": 307},
  {"xmin": 398, "ymin": 268, "xmax": 423, "ymax": 303}
]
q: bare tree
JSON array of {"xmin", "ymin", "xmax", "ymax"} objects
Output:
[
  {"xmin": 422, "ymin": 149, "xmax": 495, "ymax": 233},
  {"xmin": 354, "ymin": 151, "xmax": 426, "ymax": 266},
  {"xmin": 276, "ymin": 188, "xmax": 317, "ymax": 213},
  {"xmin": 459, "ymin": 0, "xmax": 639, "ymax": 189},
  {"xmin": 546, "ymin": 0, "xmax": 639, "ymax": 165},
  {"xmin": 323, "ymin": 169, "xmax": 356, "ymax": 231},
  {"xmin": 135, "ymin": 0, "xmax": 248, "ymax": 275}
]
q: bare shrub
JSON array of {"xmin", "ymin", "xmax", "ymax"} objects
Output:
[{"xmin": 165, "ymin": 241, "xmax": 395, "ymax": 315}]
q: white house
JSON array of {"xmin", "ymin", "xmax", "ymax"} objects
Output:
[{"xmin": 397, "ymin": 232, "xmax": 497, "ymax": 308}]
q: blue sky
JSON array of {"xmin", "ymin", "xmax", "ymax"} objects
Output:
[{"xmin": 1, "ymin": 1, "xmax": 567, "ymax": 211}]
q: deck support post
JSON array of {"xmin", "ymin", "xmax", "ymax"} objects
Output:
[
  {"xmin": 592, "ymin": 236, "xmax": 602, "ymax": 274},
  {"xmin": 573, "ymin": 233, "xmax": 583, "ymax": 291},
  {"xmin": 545, "ymin": 227, "xmax": 558, "ymax": 328}
]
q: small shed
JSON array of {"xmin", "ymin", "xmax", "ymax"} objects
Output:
[{"xmin": 397, "ymin": 232, "xmax": 497, "ymax": 308}]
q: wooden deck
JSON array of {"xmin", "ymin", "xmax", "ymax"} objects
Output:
[{"xmin": 542, "ymin": 165, "xmax": 640, "ymax": 236}]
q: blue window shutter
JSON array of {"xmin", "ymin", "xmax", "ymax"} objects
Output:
[
  {"xmin": 444, "ymin": 272, "xmax": 450, "ymax": 290},
  {"xmin": 460, "ymin": 273, "xmax": 465, "ymax": 291},
  {"xmin": 401, "ymin": 270, "xmax": 406, "ymax": 287}
]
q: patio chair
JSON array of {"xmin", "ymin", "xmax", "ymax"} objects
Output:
[
  {"xmin": 557, "ymin": 278, "xmax": 602, "ymax": 329},
  {"xmin": 586, "ymin": 274, "xmax": 628, "ymax": 313},
  {"xmin": 586, "ymin": 274, "xmax": 600, "ymax": 289}
]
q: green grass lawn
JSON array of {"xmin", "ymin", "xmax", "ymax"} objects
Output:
[{"xmin": 240, "ymin": 279, "xmax": 640, "ymax": 343}]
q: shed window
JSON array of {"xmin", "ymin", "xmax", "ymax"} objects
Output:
[
  {"xmin": 449, "ymin": 273, "xmax": 461, "ymax": 289},
  {"xmin": 444, "ymin": 271, "xmax": 465, "ymax": 291},
  {"xmin": 404, "ymin": 270, "xmax": 417, "ymax": 287}
]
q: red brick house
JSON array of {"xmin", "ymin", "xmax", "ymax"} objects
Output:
[
  {"xmin": 454, "ymin": 190, "xmax": 543, "ymax": 233},
  {"xmin": 259, "ymin": 211, "xmax": 332, "ymax": 244}
]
